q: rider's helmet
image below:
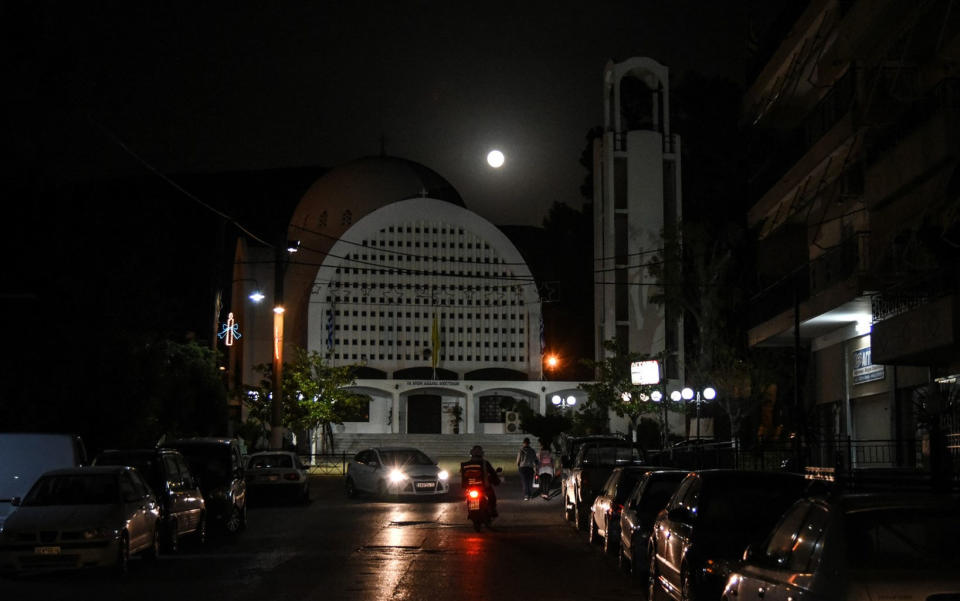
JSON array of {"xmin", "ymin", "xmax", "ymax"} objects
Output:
[{"xmin": 470, "ymin": 445, "xmax": 484, "ymax": 458}]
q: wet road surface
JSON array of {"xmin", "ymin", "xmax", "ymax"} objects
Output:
[{"xmin": 0, "ymin": 477, "xmax": 644, "ymax": 601}]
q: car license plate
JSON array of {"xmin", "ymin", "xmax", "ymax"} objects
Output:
[
  {"xmin": 468, "ymin": 498, "xmax": 480, "ymax": 510},
  {"xmin": 34, "ymin": 546, "xmax": 61, "ymax": 555},
  {"xmin": 415, "ymin": 481, "xmax": 435, "ymax": 490},
  {"xmin": 267, "ymin": 475, "xmax": 279, "ymax": 481}
]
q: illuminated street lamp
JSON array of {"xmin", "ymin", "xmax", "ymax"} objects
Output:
[
  {"xmin": 676, "ymin": 386, "xmax": 716, "ymax": 441},
  {"xmin": 544, "ymin": 353, "xmax": 560, "ymax": 381},
  {"xmin": 269, "ymin": 240, "xmax": 300, "ymax": 450},
  {"xmin": 551, "ymin": 394, "xmax": 577, "ymax": 408},
  {"xmin": 644, "ymin": 388, "xmax": 677, "ymax": 450}
]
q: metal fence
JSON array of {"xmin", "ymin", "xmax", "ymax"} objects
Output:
[
  {"xmin": 299, "ymin": 453, "xmax": 350, "ymax": 475},
  {"xmin": 646, "ymin": 437, "xmax": 957, "ymax": 479}
]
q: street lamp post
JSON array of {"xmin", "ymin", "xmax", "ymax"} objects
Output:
[
  {"xmin": 678, "ymin": 386, "xmax": 716, "ymax": 441},
  {"xmin": 550, "ymin": 394, "xmax": 577, "ymax": 409},
  {"xmin": 269, "ymin": 240, "xmax": 300, "ymax": 451},
  {"xmin": 649, "ymin": 390, "xmax": 668, "ymax": 450}
]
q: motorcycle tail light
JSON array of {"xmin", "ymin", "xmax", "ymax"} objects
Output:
[{"xmin": 468, "ymin": 489, "xmax": 480, "ymax": 499}]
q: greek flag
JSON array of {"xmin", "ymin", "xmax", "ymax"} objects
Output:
[
  {"xmin": 539, "ymin": 314, "xmax": 545, "ymax": 357},
  {"xmin": 326, "ymin": 307, "xmax": 334, "ymax": 352}
]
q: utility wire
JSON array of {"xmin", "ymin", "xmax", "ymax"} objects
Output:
[
  {"xmin": 290, "ymin": 222, "xmax": 532, "ymax": 266},
  {"xmin": 89, "ymin": 117, "xmax": 273, "ymax": 247}
]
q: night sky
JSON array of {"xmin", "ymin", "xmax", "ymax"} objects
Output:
[{"xmin": 6, "ymin": 1, "xmax": 757, "ymax": 227}]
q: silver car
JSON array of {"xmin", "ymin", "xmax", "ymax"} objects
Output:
[
  {"xmin": 723, "ymin": 492, "xmax": 960, "ymax": 601},
  {"xmin": 245, "ymin": 451, "xmax": 310, "ymax": 503},
  {"xmin": 345, "ymin": 447, "xmax": 450, "ymax": 498},
  {"xmin": 0, "ymin": 466, "xmax": 161, "ymax": 574}
]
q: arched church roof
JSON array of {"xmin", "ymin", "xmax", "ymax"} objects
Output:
[{"xmin": 295, "ymin": 156, "xmax": 464, "ymax": 223}]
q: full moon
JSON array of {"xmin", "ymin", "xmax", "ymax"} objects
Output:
[{"xmin": 487, "ymin": 150, "xmax": 505, "ymax": 168}]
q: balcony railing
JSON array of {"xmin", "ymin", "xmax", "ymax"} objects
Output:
[
  {"xmin": 748, "ymin": 67, "xmax": 941, "ymax": 205},
  {"xmin": 809, "ymin": 232, "xmax": 870, "ymax": 295},
  {"xmin": 645, "ymin": 436, "xmax": 959, "ymax": 489},
  {"xmin": 749, "ymin": 264, "xmax": 810, "ymax": 328}
]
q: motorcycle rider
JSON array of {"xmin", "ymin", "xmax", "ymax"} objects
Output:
[{"xmin": 460, "ymin": 445, "xmax": 501, "ymax": 517}]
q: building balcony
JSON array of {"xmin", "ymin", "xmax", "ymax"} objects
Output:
[
  {"xmin": 748, "ymin": 233, "xmax": 871, "ymax": 347},
  {"xmin": 748, "ymin": 69, "xmax": 944, "ymax": 238}
]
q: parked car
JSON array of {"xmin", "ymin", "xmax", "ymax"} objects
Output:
[
  {"xmin": 564, "ymin": 438, "xmax": 643, "ymax": 530},
  {"xmin": 723, "ymin": 492, "xmax": 960, "ymax": 601},
  {"xmin": 617, "ymin": 469, "xmax": 686, "ymax": 580},
  {"xmin": 94, "ymin": 448, "xmax": 206, "ymax": 551},
  {"xmin": 245, "ymin": 451, "xmax": 309, "ymax": 504},
  {"xmin": 0, "ymin": 466, "xmax": 160, "ymax": 574},
  {"xmin": 556, "ymin": 434, "xmax": 626, "ymax": 502},
  {"xmin": 648, "ymin": 469, "xmax": 808, "ymax": 601},
  {"xmin": 588, "ymin": 465, "xmax": 657, "ymax": 555},
  {"xmin": 345, "ymin": 447, "xmax": 450, "ymax": 498},
  {"xmin": 163, "ymin": 437, "xmax": 246, "ymax": 534},
  {"xmin": 0, "ymin": 433, "xmax": 87, "ymax": 531}
]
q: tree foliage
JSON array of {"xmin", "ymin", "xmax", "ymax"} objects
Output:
[
  {"xmin": 53, "ymin": 336, "xmax": 228, "ymax": 453},
  {"xmin": 637, "ymin": 73, "xmax": 798, "ymax": 444},
  {"xmin": 578, "ymin": 338, "xmax": 675, "ymax": 441},
  {"xmin": 246, "ymin": 347, "xmax": 368, "ymax": 449}
]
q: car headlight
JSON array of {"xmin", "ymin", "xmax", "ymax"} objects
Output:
[
  {"xmin": 438, "ymin": 470, "xmax": 449, "ymax": 481},
  {"xmin": 389, "ymin": 469, "xmax": 408, "ymax": 483}
]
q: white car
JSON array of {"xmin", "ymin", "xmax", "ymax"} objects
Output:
[
  {"xmin": 245, "ymin": 451, "xmax": 309, "ymax": 504},
  {"xmin": 345, "ymin": 447, "xmax": 450, "ymax": 498},
  {"xmin": 0, "ymin": 466, "xmax": 160, "ymax": 574}
]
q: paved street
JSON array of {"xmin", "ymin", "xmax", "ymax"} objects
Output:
[{"xmin": 0, "ymin": 476, "xmax": 642, "ymax": 601}]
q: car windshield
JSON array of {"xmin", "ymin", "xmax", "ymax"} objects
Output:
[
  {"xmin": 97, "ymin": 455, "xmax": 161, "ymax": 492},
  {"xmin": 614, "ymin": 472, "xmax": 645, "ymax": 503},
  {"xmin": 23, "ymin": 474, "xmax": 118, "ymax": 506},
  {"xmin": 248, "ymin": 454, "xmax": 294, "ymax": 469},
  {"xmin": 638, "ymin": 476, "xmax": 684, "ymax": 515},
  {"xmin": 379, "ymin": 450, "xmax": 434, "ymax": 467},
  {"xmin": 846, "ymin": 507, "xmax": 960, "ymax": 570},
  {"xmin": 174, "ymin": 446, "xmax": 232, "ymax": 488},
  {"xmin": 580, "ymin": 445, "xmax": 640, "ymax": 466}
]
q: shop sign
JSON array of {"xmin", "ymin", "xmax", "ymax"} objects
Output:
[{"xmin": 852, "ymin": 347, "xmax": 884, "ymax": 384}]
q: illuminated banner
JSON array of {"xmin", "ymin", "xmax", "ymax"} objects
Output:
[{"xmin": 631, "ymin": 360, "xmax": 660, "ymax": 385}]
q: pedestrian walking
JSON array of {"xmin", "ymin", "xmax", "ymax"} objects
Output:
[
  {"xmin": 537, "ymin": 440, "xmax": 555, "ymax": 500},
  {"xmin": 516, "ymin": 437, "xmax": 538, "ymax": 499}
]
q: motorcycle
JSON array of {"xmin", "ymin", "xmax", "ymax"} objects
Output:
[{"xmin": 464, "ymin": 467, "xmax": 502, "ymax": 531}]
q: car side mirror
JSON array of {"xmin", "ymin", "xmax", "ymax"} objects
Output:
[
  {"xmin": 742, "ymin": 543, "xmax": 761, "ymax": 562},
  {"xmin": 496, "ymin": 467, "xmax": 503, "ymax": 473},
  {"xmin": 10, "ymin": 496, "xmax": 20, "ymax": 507}
]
